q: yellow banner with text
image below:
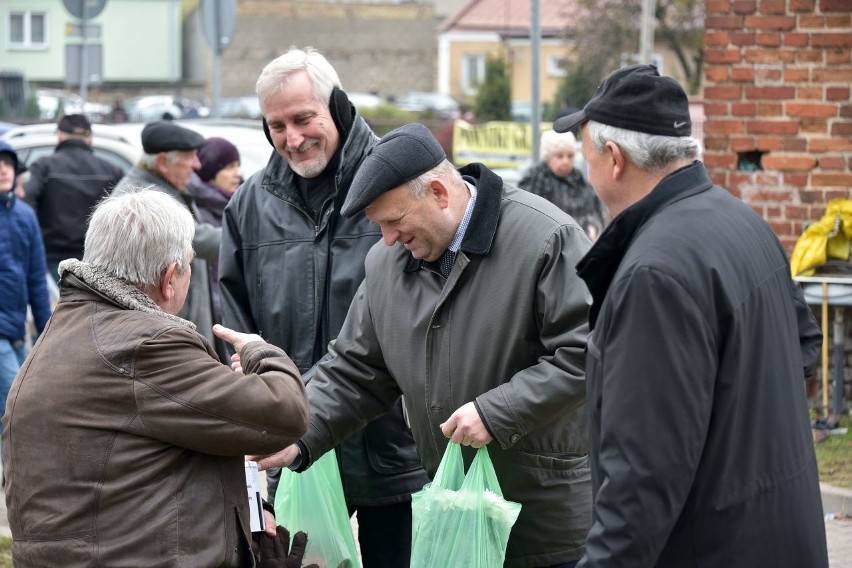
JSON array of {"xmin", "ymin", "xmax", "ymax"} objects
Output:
[{"xmin": 452, "ymin": 120, "xmax": 553, "ymax": 169}]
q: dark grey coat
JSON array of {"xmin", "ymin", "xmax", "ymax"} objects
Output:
[
  {"xmin": 576, "ymin": 162, "xmax": 827, "ymax": 567},
  {"xmin": 302, "ymin": 164, "xmax": 594, "ymax": 567}
]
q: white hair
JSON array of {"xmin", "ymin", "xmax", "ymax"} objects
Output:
[
  {"xmin": 406, "ymin": 160, "xmax": 460, "ymax": 199},
  {"xmin": 83, "ymin": 188, "xmax": 195, "ymax": 287},
  {"xmin": 139, "ymin": 150, "xmax": 184, "ymax": 169},
  {"xmin": 256, "ymin": 46, "xmax": 341, "ymax": 109},
  {"xmin": 586, "ymin": 121, "xmax": 703, "ymax": 172},
  {"xmin": 541, "ymin": 130, "xmax": 577, "ymax": 160}
]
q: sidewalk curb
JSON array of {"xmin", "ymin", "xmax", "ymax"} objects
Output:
[{"xmin": 821, "ymin": 482, "xmax": 852, "ymax": 516}]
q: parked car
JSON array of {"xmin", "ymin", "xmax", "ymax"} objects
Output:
[
  {"xmin": 122, "ymin": 95, "xmax": 210, "ymax": 122},
  {"xmin": 36, "ymin": 89, "xmax": 111, "ymax": 123},
  {"xmin": 347, "ymin": 92, "xmax": 386, "ymax": 110},
  {"xmin": 396, "ymin": 91, "xmax": 461, "ymax": 120},
  {"xmin": 217, "ymin": 96, "xmax": 262, "ymax": 120},
  {"xmin": 2, "ymin": 119, "xmax": 272, "ymax": 178}
]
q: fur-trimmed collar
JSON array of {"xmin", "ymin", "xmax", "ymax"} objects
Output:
[{"xmin": 59, "ymin": 259, "xmax": 196, "ymax": 330}]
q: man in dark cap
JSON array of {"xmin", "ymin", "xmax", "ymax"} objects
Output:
[
  {"xmin": 253, "ymin": 122, "xmax": 594, "ymax": 568},
  {"xmin": 554, "ymin": 64, "xmax": 828, "ymax": 567},
  {"xmin": 23, "ymin": 113, "xmax": 124, "ymax": 282},
  {"xmin": 219, "ymin": 47, "xmax": 428, "ymax": 568},
  {"xmin": 115, "ymin": 120, "xmax": 221, "ymax": 350}
]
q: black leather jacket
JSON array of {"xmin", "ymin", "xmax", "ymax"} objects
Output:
[
  {"xmin": 219, "ymin": 113, "xmax": 428, "ymax": 505},
  {"xmin": 24, "ymin": 139, "xmax": 124, "ymax": 261}
]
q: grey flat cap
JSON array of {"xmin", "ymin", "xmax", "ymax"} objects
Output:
[
  {"xmin": 342, "ymin": 123, "xmax": 446, "ymax": 218},
  {"xmin": 141, "ymin": 120, "xmax": 205, "ymax": 154}
]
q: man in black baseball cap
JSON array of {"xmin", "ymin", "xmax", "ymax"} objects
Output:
[
  {"xmin": 570, "ymin": 64, "xmax": 827, "ymax": 567},
  {"xmin": 23, "ymin": 113, "xmax": 124, "ymax": 282}
]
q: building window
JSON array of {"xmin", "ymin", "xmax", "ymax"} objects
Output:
[
  {"xmin": 462, "ymin": 53, "xmax": 485, "ymax": 95},
  {"xmin": 547, "ymin": 56, "xmax": 568, "ymax": 77},
  {"xmin": 8, "ymin": 11, "xmax": 48, "ymax": 49}
]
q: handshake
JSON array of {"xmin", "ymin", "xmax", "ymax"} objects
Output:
[{"xmin": 253, "ymin": 526, "xmax": 319, "ymax": 568}]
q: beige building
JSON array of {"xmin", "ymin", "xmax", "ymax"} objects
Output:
[
  {"xmin": 438, "ymin": 0, "xmax": 575, "ymax": 106},
  {"xmin": 438, "ymin": 0, "xmax": 690, "ymax": 107}
]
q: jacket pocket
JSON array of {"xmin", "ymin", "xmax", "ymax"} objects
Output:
[
  {"xmin": 515, "ymin": 450, "xmax": 589, "ymax": 475},
  {"xmin": 364, "ymin": 401, "xmax": 423, "ymax": 474}
]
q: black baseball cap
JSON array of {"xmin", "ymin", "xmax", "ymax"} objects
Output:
[{"xmin": 553, "ymin": 64, "xmax": 692, "ymax": 137}]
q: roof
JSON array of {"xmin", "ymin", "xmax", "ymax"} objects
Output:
[{"xmin": 438, "ymin": 0, "xmax": 579, "ymax": 35}]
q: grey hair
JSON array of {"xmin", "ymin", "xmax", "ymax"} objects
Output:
[
  {"xmin": 541, "ymin": 129, "xmax": 577, "ymax": 160},
  {"xmin": 83, "ymin": 187, "xmax": 195, "ymax": 287},
  {"xmin": 139, "ymin": 150, "xmax": 184, "ymax": 169},
  {"xmin": 406, "ymin": 159, "xmax": 460, "ymax": 199},
  {"xmin": 587, "ymin": 121, "xmax": 703, "ymax": 172},
  {"xmin": 256, "ymin": 46, "xmax": 341, "ymax": 109}
]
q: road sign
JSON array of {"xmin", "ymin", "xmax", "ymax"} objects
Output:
[
  {"xmin": 63, "ymin": 0, "xmax": 107, "ymax": 20},
  {"xmin": 201, "ymin": 0, "xmax": 237, "ymax": 55}
]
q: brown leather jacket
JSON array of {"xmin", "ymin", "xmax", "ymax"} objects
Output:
[{"xmin": 2, "ymin": 262, "xmax": 308, "ymax": 567}]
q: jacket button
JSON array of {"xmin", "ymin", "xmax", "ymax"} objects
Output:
[
  {"xmin": 510, "ymin": 434, "xmax": 520, "ymax": 444},
  {"xmin": 431, "ymin": 324, "xmax": 441, "ymax": 329}
]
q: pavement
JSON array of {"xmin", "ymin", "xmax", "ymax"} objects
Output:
[{"xmin": 0, "ymin": 479, "xmax": 849, "ymax": 564}]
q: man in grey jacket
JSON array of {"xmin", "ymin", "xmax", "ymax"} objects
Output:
[
  {"xmin": 219, "ymin": 47, "xmax": 428, "ymax": 568},
  {"xmin": 115, "ymin": 121, "xmax": 221, "ymax": 353},
  {"xmin": 254, "ymin": 123, "xmax": 594, "ymax": 568},
  {"xmin": 558, "ymin": 64, "xmax": 827, "ymax": 567}
]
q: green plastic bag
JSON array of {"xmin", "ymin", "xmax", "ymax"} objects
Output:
[
  {"xmin": 411, "ymin": 443, "xmax": 522, "ymax": 568},
  {"xmin": 275, "ymin": 451, "xmax": 361, "ymax": 568}
]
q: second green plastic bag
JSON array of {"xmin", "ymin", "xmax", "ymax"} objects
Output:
[
  {"xmin": 275, "ymin": 451, "xmax": 361, "ymax": 568},
  {"xmin": 410, "ymin": 442, "xmax": 522, "ymax": 568}
]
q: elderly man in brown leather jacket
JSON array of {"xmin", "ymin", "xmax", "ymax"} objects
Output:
[{"xmin": 2, "ymin": 189, "xmax": 311, "ymax": 567}]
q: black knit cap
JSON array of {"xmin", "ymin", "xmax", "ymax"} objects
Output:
[
  {"xmin": 341, "ymin": 123, "xmax": 445, "ymax": 218},
  {"xmin": 57, "ymin": 113, "xmax": 92, "ymax": 136},
  {"xmin": 141, "ymin": 120, "xmax": 205, "ymax": 154},
  {"xmin": 554, "ymin": 64, "xmax": 692, "ymax": 137}
]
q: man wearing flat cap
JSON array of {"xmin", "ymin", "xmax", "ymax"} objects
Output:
[
  {"xmin": 115, "ymin": 120, "xmax": 222, "ymax": 351},
  {"xmin": 255, "ymin": 122, "xmax": 594, "ymax": 567},
  {"xmin": 558, "ymin": 64, "xmax": 827, "ymax": 567},
  {"xmin": 23, "ymin": 113, "xmax": 124, "ymax": 282}
]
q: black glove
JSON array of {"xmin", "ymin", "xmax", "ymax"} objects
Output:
[{"xmin": 256, "ymin": 525, "xmax": 318, "ymax": 568}]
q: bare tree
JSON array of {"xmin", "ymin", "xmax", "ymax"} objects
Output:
[{"xmin": 557, "ymin": 0, "xmax": 704, "ymax": 108}]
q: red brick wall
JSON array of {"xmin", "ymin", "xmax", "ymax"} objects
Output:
[{"xmin": 703, "ymin": 0, "xmax": 852, "ymax": 251}]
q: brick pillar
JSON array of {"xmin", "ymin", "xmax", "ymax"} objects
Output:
[{"xmin": 703, "ymin": 0, "xmax": 852, "ymax": 251}]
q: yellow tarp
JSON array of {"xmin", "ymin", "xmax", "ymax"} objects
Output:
[{"xmin": 790, "ymin": 198, "xmax": 852, "ymax": 277}]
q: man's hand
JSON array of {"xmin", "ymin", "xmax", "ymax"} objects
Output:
[
  {"xmin": 440, "ymin": 402, "xmax": 493, "ymax": 448},
  {"xmin": 212, "ymin": 324, "xmax": 265, "ymax": 373},
  {"xmin": 249, "ymin": 444, "xmax": 301, "ymax": 472},
  {"xmin": 255, "ymin": 525, "xmax": 318, "ymax": 568},
  {"xmin": 263, "ymin": 510, "xmax": 277, "ymax": 537}
]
